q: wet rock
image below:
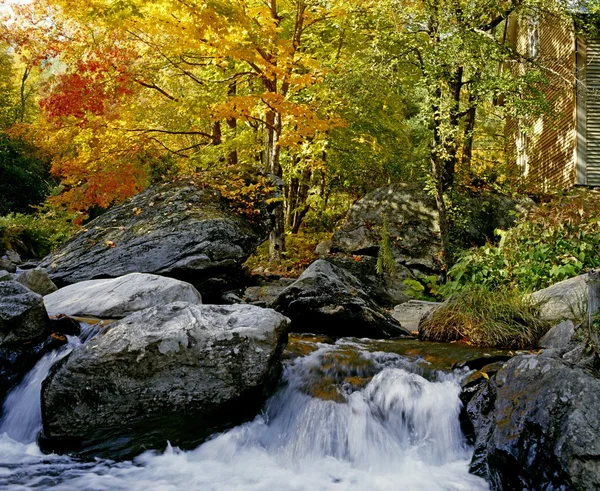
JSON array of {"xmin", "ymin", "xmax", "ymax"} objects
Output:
[
  {"xmin": 392, "ymin": 300, "xmax": 442, "ymax": 333},
  {"xmin": 39, "ymin": 181, "xmax": 269, "ymax": 301},
  {"xmin": 44, "ymin": 273, "xmax": 202, "ymax": 318},
  {"xmin": 530, "ymin": 274, "xmax": 588, "ymax": 323},
  {"xmin": 0, "ymin": 337, "xmax": 61, "ymax": 405},
  {"xmin": 16, "ymin": 268, "xmax": 58, "ymax": 296},
  {"xmin": 467, "ymin": 353, "xmax": 600, "ymax": 490},
  {"xmin": 0, "ymin": 281, "xmax": 49, "ymax": 347},
  {"xmin": 0, "ymin": 270, "xmax": 14, "ymax": 282},
  {"xmin": 41, "ymin": 302, "xmax": 289, "ymax": 459},
  {"xmin": 273, "ymin": 259, "xmax": 411, "ymax": 339},
  {"xmin": 0, "ymin": 258, "xmax": 16, "ymax": 274},
  {"xmin": 5, "ymin": 250, "xmax": 21, "ymax": 265},
  {"xmin": 538, "ymin": 319, "xmax": 576, "ymax": 349}
]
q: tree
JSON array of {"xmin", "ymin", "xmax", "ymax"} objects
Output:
[
  {"xmin": 375, "ymin": 0, "xmax": 570, "ymax": 272},
  {"xmin": 12, "ymin": 0, "xmax": 348, "ymax": 260}
]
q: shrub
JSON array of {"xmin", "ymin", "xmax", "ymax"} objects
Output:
[
  {"xmin": 444, "ymin": 189, "xmax": 600, "ymax": 294},
  {"xmin": 420, "ymin": 287, "xmax": 550, "ymax": 348},
  {"xmin": 0, "ymin": 210, "xmax": 77, "ymax": 259}
]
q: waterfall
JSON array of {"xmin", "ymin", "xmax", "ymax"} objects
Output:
[{"xmin": 0, "ymin": 338, "xmax": 488, "ymax": 490}]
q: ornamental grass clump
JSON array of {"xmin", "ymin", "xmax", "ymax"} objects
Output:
[{"xmin": 420, "ymin": 287, "xmax": 550, "ymax": 349}]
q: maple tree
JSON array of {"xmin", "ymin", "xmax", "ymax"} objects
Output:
[{"xmin": 9, "ymin": 0, "xmax": 351, "ymax": 260}]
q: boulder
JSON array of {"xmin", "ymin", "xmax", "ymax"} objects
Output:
[
  {"xmin": 392, "ymin": 300, "xmax": 442, "ymax": 332},
  {"xmin": 243, "ymin": 278, "xmax": 297, "ymax": 308},
  {"xmin": 330, "ymin": 183, "xmax": 441, "ymax": 271},
  {"xmin": 330, "ymin": 184, "xmax": 533, "ymax": 275},
  {"xmin": 16, "ymin": 268, "xmax": 58, "ymax": 296},
  {"xmin": 44, "ymin": 273, "xmax": 202, "ymax": 318},
  {"xmin": 273, "ymin": 259, "xmax": 411, "ymax": 338},
  {"xmin": 538, "ymin": 319, "xmax": 576, "ymax": 349},
  {"xmin": 0, "ymin": 270, "xmax": 14, "ymax": 282},
  {"xmin": 39, "ymin": 182, "xmax": 269, "ymax": 301},
  {"xmin": 0, "ymin": 257, "xmax": 16, "ymax": 274},
  {"xmin": 41, "ymin": 302, "xmax": 289, "ymax": 459},
  {"xmin": 0, "ymin": 281, "xmax": 49, "ymax": 347},
  {"xmin": 530, "ymin": 274, "xmax": 588, "ymax": 323},
  {"xmin": 467, "ymin": 353, "xmax": 600, "ymax": 490}
]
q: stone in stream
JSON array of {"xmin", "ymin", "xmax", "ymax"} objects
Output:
[
  {"xmin": 0, "ymin": 281, "xmax": 50, "ymax": 347},
  {"xmin": 466, "ymin": 351, "xmax": 600, "ymax": 490},
  {"xmin": 41, "ymin": 302, "xmax": 289, "ymax": 459},
  {"xmin": 39, "ymin": 181, "xmax": 269, "ymax": 301},
  {"xmin": 0, "ymin": 281, "xmax": 55, "ymax": 402},
  {"xmin": 44, "ymin": 273, "xmax": 202, "ymax": 318},
  {"xmin": 16, "ymin": 268, "xmax": 58, "ymax": 296},
  {"xmin": 273, "ymin": 259, "xmax": 411, "ymax": 339}
]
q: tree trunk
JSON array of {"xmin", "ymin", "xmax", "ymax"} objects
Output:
[
  {"xmin": 265, "ymin": 109, "xmax": 285, "ymax": 262},
  {"xmin": 227, "ymin": 81, "xmax": 238, "ymax": 166}
]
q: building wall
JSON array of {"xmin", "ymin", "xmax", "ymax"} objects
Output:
[{"xmin": 506, "ymin": 14, "xmax": 577, "ymax": 190}]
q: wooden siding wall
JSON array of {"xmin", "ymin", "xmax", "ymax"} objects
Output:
[
  {"xmin": 584, "ymin": 38, "xmax": 600, "ymax": 185},
  {"xmin": 506, "ymin": 14, "xmax": 577, "ymax": 190}
]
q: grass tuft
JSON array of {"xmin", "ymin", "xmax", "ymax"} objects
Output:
[{"xmin": 420, "ymin": 287, "xmax": 550, "ymax": 349}]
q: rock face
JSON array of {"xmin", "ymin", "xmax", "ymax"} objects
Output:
[
  {"xmin": 273, "ymin": 259, "xmax": 411, "ymax": 338},
  {"xmin": 16, "ymin": 268, "xmax": 58, "ymax": 296},
  {"xmin": 530, "ymin": 274, "xmax": 588, "ymax": 323},
  {"xmin": 41, "ymin": 302, "xmax": 289, "ymax": 459},
  {"xmin": 0, "ymin": 281, "xmax": 49, "ymax": 347},
  {"xmin": 39, "ymin": 182, "xmax": 269, "ymax": 300},
  {"xmin": 467, "ymin": 353, "xmax": 600, "ymax": 490},
  {"xmin": 44, "ymin": 273, "xmax": 202, "ymax": 318}
]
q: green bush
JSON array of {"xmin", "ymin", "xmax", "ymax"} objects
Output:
[
  {"xmin": 444, "ymin": 190, "xmax": 600, "ymax": 294},
  {"xmin": 0, "ymin": 210, "xmax": 77, "ymax": 259},
  {"xmin": 0, "ymin": 133, "xmax": 55, "ymax": 215},
  {"xmin": 420, "ymin": 287, "xmax": 550, "ymax": 348}
]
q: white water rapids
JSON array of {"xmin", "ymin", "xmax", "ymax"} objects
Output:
[{"xmin": 0, "ymin": 337, "xmax": 489, "ymax": 490}]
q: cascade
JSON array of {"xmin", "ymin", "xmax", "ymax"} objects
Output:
[{"xmin": 0, "ymin": 335, "xmax": 488, "ymax": 490}]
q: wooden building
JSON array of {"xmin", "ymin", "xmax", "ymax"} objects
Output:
[{"xmin": 506, "ymin": 14, "xmax": 600, "ymax": 188}]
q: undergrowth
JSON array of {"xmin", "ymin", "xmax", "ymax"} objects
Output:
[
  {"xmin": 420, "ymin": 287, "xmax": 550, "ymax": 348},
  {"xmin": 444, "ymin": 189, "xmax": 600, "ymax": 294},
  {"xmin": 0, "ymin": 209, "xmax": 77, "ymax": 258}
]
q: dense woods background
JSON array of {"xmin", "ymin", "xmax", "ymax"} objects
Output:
[{"xmin": 1, "ymin": 0, "xmax": 600, "ymax": 272}]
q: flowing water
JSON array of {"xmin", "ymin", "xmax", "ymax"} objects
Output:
[{"xmin": 0, "ymin": 334, "xmax": 490, "ymax": 491}]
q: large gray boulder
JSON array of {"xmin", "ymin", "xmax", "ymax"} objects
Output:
[
  {"xmin": 331, "ymin": 184, "xmax": 440, "ymax": 271},
  {"xmin": 273, "ymin": 259, "xmax": 411, "ymax": 339},
  {"xmin": 330, "ymin": 184, "xmax": 533, "ymax": 274},
  {"xmin": 41, "ymin": 302, "xmax": 289, "ymax": 459},
  {"xmin": 0, "ymin": 281, "xmax": 49, "ymax": 347},
  {"xmin": 530, "ymin": 274, "xmax": 588, "ymax": 323},
  {"xmin": 467, "ymin": 353, "xmax": 600, "ymax": 490},
  {"xmin": 44, "ymin": 273, "xmax": 202, "ymax": 318},
  {"xmin": 39, "ymin": 182, "xmax": 269, "ymax": 300}
]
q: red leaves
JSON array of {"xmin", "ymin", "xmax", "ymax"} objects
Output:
[{"xmin": 39, "ymin": 47, "xmax": 134, "ymax": 121}]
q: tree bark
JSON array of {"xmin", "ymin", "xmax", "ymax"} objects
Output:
[
  {"xmin": 265, "ymin": 108, "xmax": 285, "ymax": 262},
  {"xmin": 227, "ymin": 81, "xmax": 238, "ymax": 166}
]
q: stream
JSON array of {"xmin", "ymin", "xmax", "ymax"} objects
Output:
[{"xmin": 0, "ymin": 332, "xmax": 492, "ymax": 490}]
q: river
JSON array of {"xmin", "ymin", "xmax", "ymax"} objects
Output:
[{"xmin": 0, "ymin": 333, "xmax": 491, "ymax": 490}]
